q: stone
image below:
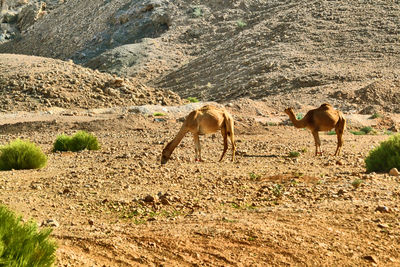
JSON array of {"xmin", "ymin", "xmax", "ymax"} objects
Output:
[
  {"xmin": 144, "ymin": 194, "xmax": 154, "ymax": 203},
  {"xmin": 389, "ymin": 168, "xmax": 399, "ymax": 176},
  {"xmin": 363, "ymin": 255, "xmax": 377, "ymax": 264},
  {"xmin": 375, "ymin": 206, "xmax": 390, "ymax": 213},
  {"xmin": 377, "ymin": 223, "xmax": 389, "ymax": 229},
  {"xmin": 42, "ymin": 219, "xmax": 59, "ymax": 228},
  {"xmin": 62, "ymin": 188, "xmax": 71, "ymax": 194},
  {"xmin": 160, "ymin": 197, "xmax": 170, "ymax": 205}
]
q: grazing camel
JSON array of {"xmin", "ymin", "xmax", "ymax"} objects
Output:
[
  {"xmin": 161, "ymin": 105, "xmax": 236, "ymax": 164},
  {"xmin": 284, "ymin": 103, "xmax": 346, "ymax": 156}
]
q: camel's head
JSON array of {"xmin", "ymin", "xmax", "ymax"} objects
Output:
[
  {"xmin": 284, "ymin": 108, "xmax": 294, "ymax": 116},
  {"xmin": 160, "ymin": 145, "xmax": 172, "ymax": 165}
]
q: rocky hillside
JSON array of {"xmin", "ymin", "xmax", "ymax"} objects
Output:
[
  {"xmin": 1, "ymin": 0, "xmax": 400, "ymax": 111},
  {"xmin": 0, "ymin": 54, "xmax": 182, "ymax": 112}
]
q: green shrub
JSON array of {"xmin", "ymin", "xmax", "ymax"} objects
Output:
[
  {"xmin": 327, "ymin": 130, "xmax": 336, "ymax": 135},
  {"xmin": 153, "ymin": 112, "xmax": 165, "ymax": 117},
  {"xmin": 0, "ymin": 139, "xmax": 47, "ymax": 171},
  {"xmin": 350, "ymin": 126, "xmax": 374, "ymax": 135},
  {"xmin": 187, "ymin": 97, "xmax": 199, "ymax": 103},
  {"xmin": 296, "ymin": 113, "xmax": 304, "ymax": 120},
  {"xmin": 369, "ymin": 113, "xmax": 381, "ymax": 119},
  {"xmin": 236, "ymin": 19, "xmax": 247, "ymax": 28},
  {"xmin": 360, "ymin": 126, "xmax": 373, "ymax": 134},
  {"xmin": 365, "ymin": 134, "xmax": 400, "ymax": 172},
  {"xmin": 192, "ymin": 7, "xmax": 202, "ymax": 17},
  {"xmin": 351, "ymin": 179, "xmax": 364, "ymax": 189},
  {"xmin": 53, "ymin": 131, "xmax": 100, "ymax": 152},
  {"xmin": 288, "ymin": 151, "xmax": 300, "ymax": 158},
  {"xmin": 0, "ymin": 205, "xmax": 57, "ymax": 266}
]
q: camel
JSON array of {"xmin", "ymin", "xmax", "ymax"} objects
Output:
[
  {"xmin": 161, "ymin": 105, "xmax": 236, "ymax": 164},
  {"xmin": 284, "ymin": 103, "xmax": 346, "ymax": 156}
]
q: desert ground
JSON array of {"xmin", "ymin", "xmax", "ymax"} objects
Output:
[{"xmin": 0, "ymin": 98, "xmax": 399, "ymax": 266}]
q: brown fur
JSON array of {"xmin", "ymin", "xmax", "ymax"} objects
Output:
[
  {"xmin": 284, "ymin": 103, "xmax": 346, "ymax": 156},
  {"xmin": 161, "ymin": 105, "xmax": 236, "ymax": 164}
]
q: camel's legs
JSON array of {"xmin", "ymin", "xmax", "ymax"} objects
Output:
[
  {"xmin": 193, "ymin": 133, "xmax": 202, "ymax": 161},
  {"xmin": 229, "ymin": 131, "xmax": 236, "ymax": 162},
  {"xmin": 219, "ymin": 128, "xmax": 228, "ymax": 162},
  {"xmin": 311, "ymin": 130, "xmax": 322, "ymax": 156},
  {"xmin": 334, "ymin": 129, "xmax": 344, "ymax": 156}
]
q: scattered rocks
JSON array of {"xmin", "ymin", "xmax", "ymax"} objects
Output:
[{"xmin": 0, "ymin": 54, "xmax": 183, "ymax": 112}]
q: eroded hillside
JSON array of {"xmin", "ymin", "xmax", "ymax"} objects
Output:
[{"xmin": 1, "ymin": 1, "xmax": 399, "ymax": 109}]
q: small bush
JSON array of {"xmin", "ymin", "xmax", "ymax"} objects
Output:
[
  {"xmin": 296, "ymin": 113, "xmax": 304, "ymax": 120},
  {"xmin": 369, "ymin": 113, "xmax": 381, "ymax": 119},
  {"xmin": 153, "ymin": 112, "xmax": 165, "ymax": 117},
  {"xmin": 288, "ymin": 151, "xmax": 300, "ymax": 158},
  {"xmin": 0, "ymin": 139, "xmax": 47, "ymax": 171},
  {"xmin": 360, "ymin": 126, "xmax": 373, "ymax": 134},
  {"xmin": 365, "ymin": 134, "xmax": 400, "ymax": 173},
  {"xmin": 351, "ymin": 179, "xmax": 364, "ymax": 189},
  {"xmin": 327, "ymin": 130, "xmax": 336, "ymax": 135},
  {"xmin": 187, "ymin": 97, "xmax": 199, "ymax": 103},
  {"xmin": 249, "ymin": 172, "xmax": 260, "ymax": 180},
  {"xmin": 0, "ymin": 205, "xmax": 57, "ymax": 266},
  {"xmin": 53, "ymin": 131, "xmax": 100, "ymax": 152},
  {"xmin": 350, "ymin": 126, "xmax": 374, "ymax": 135},
  {"xmin": 192, "ymin": 7, "xmax": 202, "ymax": 17},
  {"xmin": 236, "ymin": 19, "xmax": 247, "ymax": 28}
]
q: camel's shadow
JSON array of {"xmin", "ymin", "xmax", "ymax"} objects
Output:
[{"xmin": 242, "ymin": 154, "xmax": 280, "ymax": 158}]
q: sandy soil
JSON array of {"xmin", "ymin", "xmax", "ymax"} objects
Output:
[{"xmin": 0, "ymin": 102, "xmax": 399, "ymax": 266}]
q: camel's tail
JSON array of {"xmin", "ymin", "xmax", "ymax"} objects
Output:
[
  {"xmin": 337, "ymin": 112, "xmax": 346, "ymax": 133},
  {"xmin": 222, "ymin": 112, "xmax": 236, "ymax": 161}
]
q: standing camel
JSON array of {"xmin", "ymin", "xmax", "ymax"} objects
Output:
[
  {"xmin": 284, "ymin": 103, "xmax": 346, "ymax": 156},
  {"xmin": 161, "ymin": 105, "xmax": 236, "ymax": 164}
]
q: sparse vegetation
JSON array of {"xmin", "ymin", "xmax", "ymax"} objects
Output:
[
  {"xmin": 192, "ymin": 7, "xmax": 203, "ymax": 17},
  {"xmin": 350, "ymin": 126, "xmax": 374, "ymax": 135},
  {"xmin": 271, "ymin": 184, "xmax": 284, "ymax": 197},
  {"xmin": 236, "ymin": 19, "xmax": 247, "ymax": 28},
  {"xmin": 351, "ymin": 179, "xmax": 364, "ymax": 188},
  {"xmin": 249, "ymin": 172, "xmax": 261, "ymax": 180},
  {"xmin": 153, "ymin": 112, "xmax": 166, "ymax": 116},
  {"xmin": 365, "ymin": 134, "xmax": 400, "ymax": 173},
  {"xmin": 288, "ymin": 151, "xmax": 300, "ymax": 158},
  {"xmin": 0, "ymin": 205, "xmax": 57, "ymax": 266},
  {"xmin": 327, "ymin": 130, "xmax": 336, "ymax": 135},
  {"xmin": 369, "ymin": 113, "xmax": 382, "ymax": 119},
  {"xmin": 296, "ymin": 113, "xmax": 304, "ymax": 120},
  {"xmin": 0, "ymin": 139, "xmax": 47, "ymax": 171},
  {"xmin": 187, "ymin": 97, "xmax": 199, "ymax": 103},
  {"xmin": 53, "ymin": 131, "xmax": 100, "ymax": 152}
]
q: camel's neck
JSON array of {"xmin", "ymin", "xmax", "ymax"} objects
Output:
[
  {"xmin": 287, "ymin": 111, "xmax": 308, "ymax": 128},
  {"xmin": 164, "ymin": 127, "xmax": 188, "ymax": 156}
]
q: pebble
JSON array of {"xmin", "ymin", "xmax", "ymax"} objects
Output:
[
  {"xmin": 377, "ymin": 223, "xmax": 389, "ymax": 229},
  {"xmin": 375, "ymin": 206, "xmax": 390, "ymax": 213},
  {"xmin": 389, "ymin": 168, "xmax": 399, "ymax": 176},
  {"xmin": 144, "ymin": 195, "xmax": 155, "ymax": 203},
  {"xmin": 363, "ymin": 255, "xmax": 377, "ymax": 264},
  {"xmin": 42, "ymin": 219, "xmax": 60, "ymax": 228}
]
